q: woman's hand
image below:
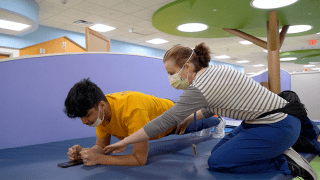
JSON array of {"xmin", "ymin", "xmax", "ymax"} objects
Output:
[
  {"xmin": 103, "ymin": 141, "xmax": 128, "ymax": 154},
  {"xmin": 175, "ymin": 117, "xmax": 193, "ymax": 135},
  {"xmin": 103, "ymin": 128, "xmax": 150, "ymax": 154}
]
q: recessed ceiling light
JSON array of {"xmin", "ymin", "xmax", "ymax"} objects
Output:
[
  {"xmin": 252, "ymin": 64, "xmax": 265, "ymax": 67},
  {"xmin": 247, "ymin": 72, "xmax": 256, "ymax": 75},
  {"xmin": 0, "ymin": 19, "xmax": 30, "ymax": 31},
  {"xmin": 311, "ymin": 68, "xmax": 320, "ymax": 70},
  {"xmin": 146, "ymin": 38, "xmax": 169, "ymax": 44},
  {"xmin": 236, "ymin": 60, "xmax": 250, "ymax": 63},
  {"xmin": 303, "ymin": 64, "xmax": 315, "ymax": 67},
  {"xmin": 263, "ymin": 50, "xmax": 282, "ymax": 52},
  {"xmin": 309, "ymin": 62, "xmax": 320, "ymax": 64},
  {"xmin": 250, "ymin": 0, "xmax": 299, "ymax": 9},
  {"xmin": 283, "ymin": 25, "xmax": 313, "ymax": 34},
  {"xmin": 280, "ymin": 57, "xmax": 297, "ymax": 61},
  {"xmin": 89, "ymin": 24, "xmax": 116, "ymax": 32},
  {"xmin": 214, "ymin": 55, "xmax": 230, "ymax": 59},
  {"xmin": 177, "ymin": 23, "xmax": 208, "ymax": 32},
  {"xmin": 239, "ymin": 41, "xmax": 253, "ymax": 45}
]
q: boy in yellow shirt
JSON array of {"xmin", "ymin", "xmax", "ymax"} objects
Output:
[{"xmin": 64, "ymin": 78, "xmax": 224, "ymax": 166}]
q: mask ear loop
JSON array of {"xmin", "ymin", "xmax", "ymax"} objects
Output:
[{"xmin": 178, "ymin": 50, "xmax": 194, "ymax": 74}]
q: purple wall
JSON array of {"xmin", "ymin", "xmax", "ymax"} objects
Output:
[
  {"xmin": 0, "ymin": 53, "xmax": 183, "ymax": 149},
  {"xmin": 250, "ymin": 69, "xmax": 291, "ymax": 92}
]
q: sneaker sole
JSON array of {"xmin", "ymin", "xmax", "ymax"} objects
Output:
[{"xmin": 284, "ymin": 147, "xmax": 318, "ymax": 180}]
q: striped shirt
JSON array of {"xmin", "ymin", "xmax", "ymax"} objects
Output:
[{"xmin": 144, "ymin": 65, "xmax": 288, "ymax": 138}]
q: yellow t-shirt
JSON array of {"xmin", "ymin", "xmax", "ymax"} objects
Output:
[{"xmin": 96, "ymin": 91, "xmax": 175, "ymax": 140}]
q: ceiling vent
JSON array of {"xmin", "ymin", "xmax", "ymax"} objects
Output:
[{"xmin": 74, "ymin": 20, "xmax": 93, "ymax": 25}]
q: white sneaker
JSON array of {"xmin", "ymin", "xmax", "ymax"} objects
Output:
[
  {"xmin": 211, "ymin": 117, "xmax": 226, "ymax": 138},
  {"xmin": 283, "ymin": 147, "xmax": 317, "ymax": 180}
]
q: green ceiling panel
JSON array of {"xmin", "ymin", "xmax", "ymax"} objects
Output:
[
  {"xmin": 152, "ymin": 0, "xmax": 320, "ymax": 38},
  {"xmin": 279, "ymin": 49, "xmax": 320, "ymax": 64}
]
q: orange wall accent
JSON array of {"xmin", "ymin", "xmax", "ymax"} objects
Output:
[
  {"xmin": 19, "ymin": 37, "xmax": 85, "ymax": 56},
  {"xmin": 0, "ymin": 54, "xmax": 10, "ymax": 59}
]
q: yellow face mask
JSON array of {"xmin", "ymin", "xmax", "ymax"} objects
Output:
[{"xmin": 168, "ymin": 50, "xmax": 194, "ymax": 90}]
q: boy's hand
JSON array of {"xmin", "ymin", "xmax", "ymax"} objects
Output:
[
  {"xmin": 80, "ymin": 148, "xmax": 100, "ymax": 166},
  {"xmin": 67, "ymin": 144, "xmax": 83, "ymax": 161}
]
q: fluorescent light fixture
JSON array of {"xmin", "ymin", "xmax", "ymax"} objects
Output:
[
  {"xmin": 89, "ymin": 24, "xmax": 115, "ymax": 32},
  {"xmin": 280, "ymin": 57, "xmax": 297, "ymax": 61},
  {"xmin": 214, "ymin": 55, "xmax": 230, "ymax": 59},
  {"xmin": 0, "ymin": 19, "xmax": 30, "ymax": 31},
  {"xmin": 252, "ymin": 64, "xmax": 265, "ymax": 67},
  {"xmin": 239, "ymin": 41, "xmax": 253, "ymax": 45},
  {"xmin": 311, "ymin": 68, "xmax": 320, "ymax": 70},
  {"xmin": 283, "ymin": 25, "xmax": 313, "ymax": 34},
  {"xmin": 177, "ymin": 23, "xmax": 208, "ymax": 32},
  {"xmin": 146, "ymin": 38, "xmax": 169, "ymax": 44},
  {"xmin": 303, "ymin": 64, "xmax": 315, "ymax": 67},
  {"xmin": 250, "ymin": 0, "xmax": 298, "ymax": 9},
  {"xmin": 236, "ymin": 60, "xmax": 250, "ymax": 63}
]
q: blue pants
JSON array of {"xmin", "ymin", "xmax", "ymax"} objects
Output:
[
  {"xmin": 184, "ymin": 116, "xmax": 220, "ymax": 134},
  {"xmin": 208, "ymin": 115, "xmax": 301, "ymax": 175},
  {"xmin": 168, "ymin": 116, "xmax": 221, "ymax": 135}
]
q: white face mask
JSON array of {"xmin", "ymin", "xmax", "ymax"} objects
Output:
[
  {"xmin": 168, "ymin": 50, "xmax": 194, "ymax": 90},
  {"xmin": 90, "ymin": 105, "xmax": 104, "ymax": 127}
]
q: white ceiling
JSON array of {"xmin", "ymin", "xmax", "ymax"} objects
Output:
[{"xmin": 16, "ymin": 0, "xmax": 320, "ymax": 73}]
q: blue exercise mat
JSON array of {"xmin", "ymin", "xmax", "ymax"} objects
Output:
[{"xmin": 0, "ymin": 134, "xmax": 316, "ymax": 180}]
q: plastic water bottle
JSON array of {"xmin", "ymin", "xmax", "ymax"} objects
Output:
[{"xmin": 199, "ymin": 127, "xmax": 212, "ymax": 137}]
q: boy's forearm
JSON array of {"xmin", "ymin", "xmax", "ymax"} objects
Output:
[
  {"xmin": 91, "ymin": 145, "xmax": 105, "ymax": 154},
  {"xmin": 97, "ymin": 154, "xmax": 146, "ymax": 166}
]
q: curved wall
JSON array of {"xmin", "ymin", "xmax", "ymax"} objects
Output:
[
  {"xmin": 0, "ymin": 53, "xmax": 183, "ymax": 149},
  {"xmin": 249, "ymin": 69, "xmax": 291, "ymax": 92}
]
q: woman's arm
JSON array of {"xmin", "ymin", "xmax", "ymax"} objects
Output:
[
  {"xmin": 175, "ymin": 109, "xmax": 207, "ymax": 134},
  {"xmin": 143, "ymin": 86, "xmax": 209, "ymax": 138},
  {"xmin": 104, "ymin": 128, "xmax": 149, "ymax": 154}
]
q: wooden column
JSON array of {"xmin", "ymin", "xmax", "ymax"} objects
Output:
[
  {"xmin": 267, "ymin": 10, "xmax": 281, "ymax": 94},
  {"xmin": 223, "ymin": 11, "xmax": 289, "ymax": 94}
]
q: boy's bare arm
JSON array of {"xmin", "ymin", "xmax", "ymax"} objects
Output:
[{"xmin": 97, "ymin": 139, "xmax": 149, "ymax": 166}]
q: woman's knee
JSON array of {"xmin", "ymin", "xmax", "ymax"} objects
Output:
[{"xmin": 208, "ymin": 152, "xmax": 225, "ymax": 171}]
